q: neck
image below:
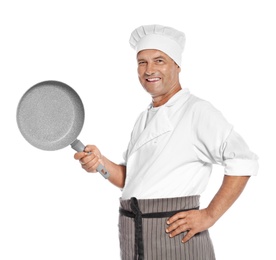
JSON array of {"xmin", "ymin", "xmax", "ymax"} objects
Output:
[{"xmin": 152, "ymin": 85, "xmax": 182, "ymax": 107}]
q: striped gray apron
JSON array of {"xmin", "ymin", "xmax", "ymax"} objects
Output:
[{"xmin": 119, "ymin": 196, "xmax": 216, "ymax": 260}]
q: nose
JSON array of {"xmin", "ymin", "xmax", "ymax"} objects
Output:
[{"xmin": 145, "ymin": 62, "xmax": 155, "ymax": 76}]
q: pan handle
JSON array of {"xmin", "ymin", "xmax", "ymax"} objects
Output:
[{"xmin": 71, "ymin": 139, "xmax": 110, "ymax": 179}]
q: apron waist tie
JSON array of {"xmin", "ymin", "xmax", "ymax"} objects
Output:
[{"xmin": 119, "ymin": 197, "xmax": 199, "ymax": 260}]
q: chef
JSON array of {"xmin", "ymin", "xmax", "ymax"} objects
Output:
[{"xmin": 75, "ymin": 24, "xmax": 259, "ymax": 260}]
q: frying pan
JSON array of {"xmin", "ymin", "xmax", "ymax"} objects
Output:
[{"xmin": 16, "ymin": 80, "xmax": 110, "ymax": 179}]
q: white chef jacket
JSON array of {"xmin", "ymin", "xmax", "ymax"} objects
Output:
[{"xmin": 121, "ymin": 88, "xmax": 258, "ymax": 200}]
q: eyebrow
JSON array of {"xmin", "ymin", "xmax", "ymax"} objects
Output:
[
  {"xmin": 137, "ymin": 55, "xmax": 167, "ymax": 62},
  {"xmin": 154, "ymin": 56, "xmax": 166, "ymax": 60}
]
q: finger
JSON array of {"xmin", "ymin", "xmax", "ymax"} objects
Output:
[
  {"xmin": 81, "ymin": 154, "xmax": 101, "ymax": 171},
  {"xmin": 167, "ymin": 223, "xmax": 190, "ymax": 238},
  {"xmin": 84, "ymin": 145, "xmax": 97, "ymax": 154},
  {"xmin": 80, "ymin": 153, "xmax": 98, "ymax": 165},
  {"xmin": 166, "ymin": 218, "xmax": 187, "ymax": 233},
  {"xmin": 182, "ymin": 230, "xmax": 195, "ymax": 243},
  {"xmin": 74, "ymin": 152, "xmax": 87, "ymax": 160},
  {"xmin": 167, "ymin": 212, "xmax": 188, "ymax": 225},
  {"xmin": 86, "ymin": 160, "xmax": 101, "ymax": 172}
]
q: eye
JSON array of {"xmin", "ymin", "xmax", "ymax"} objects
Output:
[
  {"xmin": 155, "ymin": 59, "xmax": 164, "ymax": 64},
  {"xmin": 138, "ymin": 60, "xmax": 146, "ymax": 65}
]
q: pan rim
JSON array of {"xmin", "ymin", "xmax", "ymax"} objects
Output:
[{"xmin": 16, "ymin": 80, "xmax": 85, "ymax": 151}]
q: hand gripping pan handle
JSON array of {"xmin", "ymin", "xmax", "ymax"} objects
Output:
[{"xmin": 71, "ymin": 139, "xmax": 110, "ymax": 179}]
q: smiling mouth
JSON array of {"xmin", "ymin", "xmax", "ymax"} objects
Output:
[{"xmin": 146, "ymin": 77, "xmax": 161, "ymax": 82}]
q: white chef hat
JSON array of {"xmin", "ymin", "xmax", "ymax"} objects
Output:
[{"xmin": 129, "ymin": 24, "xmax": 186, "ymax": 67}]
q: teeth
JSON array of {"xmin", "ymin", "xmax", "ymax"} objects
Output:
[{"xmin": 147, "ymin": 78, "xmax": 160, "ymax": 82}]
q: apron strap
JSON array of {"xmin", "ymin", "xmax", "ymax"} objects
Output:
[{"xmin": 130, "ymin": 197, "xmax": 144, "ymax": 260}]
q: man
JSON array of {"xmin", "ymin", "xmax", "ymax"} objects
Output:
[{"xmin": 74, "ymin": 24, "xmax": 259, "ymax": 260}]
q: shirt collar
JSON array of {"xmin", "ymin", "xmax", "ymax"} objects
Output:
[{"xmin": 147, "ymin": 88, "xmax": 190, "ymax": 110}]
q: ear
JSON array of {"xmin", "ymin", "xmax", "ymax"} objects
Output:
[{"xmin": 174, "ymin": 62, "xmax": 181, "ymax": 72}]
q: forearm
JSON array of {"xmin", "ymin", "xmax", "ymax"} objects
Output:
[
  {"xmin": 101, "ymin": 156, "xmax": 126, "ymax": 189},
  {"xmin": 206, "ymin": 175, "xmax": 250, "ymax": 224}
]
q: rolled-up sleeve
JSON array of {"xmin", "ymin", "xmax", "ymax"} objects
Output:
[
  {"xmin": 192, "ymin": 100, "xmax": 259, "ymax": 176},
  {"xmin": 222, "ymin": 130, "xmax": 259, "ymax": 176}
]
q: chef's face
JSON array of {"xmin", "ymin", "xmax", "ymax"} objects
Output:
[{"xmin": 137, "ymin": 49, "xmax": 181, "ymax": 103}]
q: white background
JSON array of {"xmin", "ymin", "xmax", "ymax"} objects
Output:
[{"xmin": 0, "ymin": 0, "xmax": 275, "ymax": 259}]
